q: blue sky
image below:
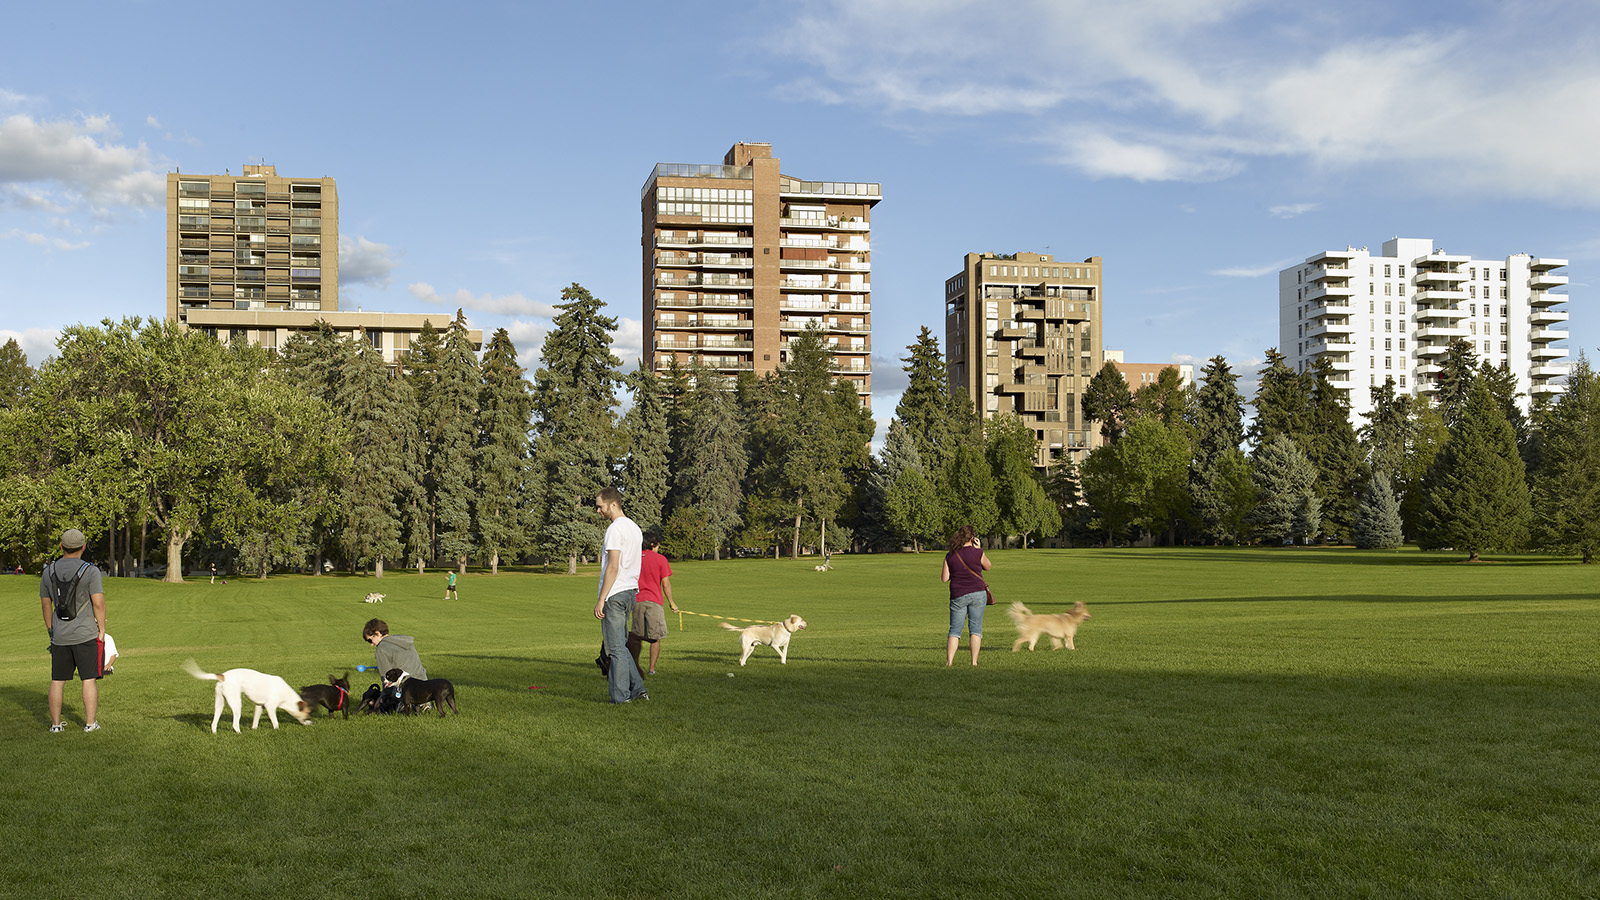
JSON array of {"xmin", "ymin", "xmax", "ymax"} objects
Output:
[{"xmin": 4, "ymin": 0, "xmax": 1597, "ymax": 437}]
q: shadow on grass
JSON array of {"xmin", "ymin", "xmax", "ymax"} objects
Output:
[
  {"xmin": 1101, "ymin": 547, "xmax": 1585, "ymax": 567},
  {"xmin": 0, "ymin": 685, "xmax": 51, "ymax": 727},
  {"xmin": 1088, "ymin": 591, "xmax": 1597, "ymax": 607}
]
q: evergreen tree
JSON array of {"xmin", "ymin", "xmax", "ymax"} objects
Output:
[
  {"xmin": 433, "ymin": 311, "xmax": 481, "ymax": 574},
  {"xmin": 1249, "ymin": 435, "xmax": 1320, "ymax": 544},
  {"xmin": 475, "ymin": 328, "xmax": 533, "ymax": 574},
  {"xmin": 1081, "ymin": 361, "xmax": 1132, "ymax": 443},
  {"xmin": 1359, "ymin": 377, "xmax": 1414, "ymax": 480},
  {"xmin": 1042, "ymin": 456, "xmax": 1082, "ymax": 541},
  {"xmin": 894, "ymin": 326, "xmax": 952, "ymax": 472},
  {"xmin": 404, "ymin": 318, "xmax": 446, "ymax": 559},
  {"xmin": 1435, "ymin": 338, "xmax": 1479, "ymax": 427},
  {"xmin": 1190, "ymin": 355, "xmax": 1245, "ymax": 464},
  {"xmin": 1478, "ymin": 360, "xmax": 1532, "ymax": 465},
  {"xmin": 881, "ymin": 418, "xmax": 942, "ymax": 551},
  {"xmin": 677, "ymin": 373, "xmax": 748, "ymax": 558},
  {"xmin": 661, "ymin": 505, "xmax": 714, "ymax": 560},
  {"xmin": 1530, "ymin": 355, "xmax": 1600, "ymax": 562},
  {"xmin": 1353, "ymin": 472, "xmax": 1404, "ymax": 549},
  {"xmin": 0, "ymin": 338, "xmax": 34, "ymax": 409},
  {"xmin": 1248, "ymin": 349, "xmax": 1310, "ymax": 448},
  {"xmin": 1304, "ymin": 356, "xmax": 1364, "ymax": 542},
  {"xmin": 620, "ymin": 366, "xmax": 669, "ymax": 533},
  {"xmin": 1417, "ymin": 380, "xmax": 1531, "ymax": 559},
  {"xmin": 334, "ymin": 335, "xmax": 410, "ymax": 576},
  {"xmin": 530, "ymin": 284, "xmax": 622, "ymax": 574},
  {"xmin": 1399, "ymin": 398, "xmax": 1449, "ymax": 539},
  {"xmin": 657, "ymin": 356, "xmax": 697, "ymax": 517}
]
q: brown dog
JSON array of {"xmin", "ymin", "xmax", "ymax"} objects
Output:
[{"xmin": 1008, "ymin": 601, "xmax": 1090, "ymax": 651}]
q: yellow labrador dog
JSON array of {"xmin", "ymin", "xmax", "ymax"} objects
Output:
[
  {"xmin": 721, "ymin": 615, "xmax": 808, "ymax": 666},
  {"xmin": 183, "ymin": 659, "xmax": 314, "ymax": 733},
  {"xmin": 1007, "ymin": 601, "xmax": 1090, "ymax": 651}
]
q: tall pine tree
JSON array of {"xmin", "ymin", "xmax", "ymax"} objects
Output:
[
  {"xmin": 1417, "ymin": 380, "xmax": 1531, "ymax": 559},
  {"xmin": 531, "ymin": 284, "xmax": 622, "ymax": 574},
  {"xmin": 620, "ymin": 366, "xmax": 670, "ymax": 533},
  {"xmin": 474, "ymin": 328, "xmax": 532, "ymax": 574}
]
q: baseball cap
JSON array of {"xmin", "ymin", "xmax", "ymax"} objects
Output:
[{"xmin": 60, "ymin": 529, "xmax": 86, "ymax": 551}]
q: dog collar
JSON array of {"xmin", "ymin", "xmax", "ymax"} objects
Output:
[{"xmin": 335, "ymin": 684, "xmax": 348, "ymax": 710}]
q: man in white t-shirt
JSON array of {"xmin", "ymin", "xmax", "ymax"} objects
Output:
[{"xmin": 594, "ymin": 487, "xmax": 647, "ymax": 704}]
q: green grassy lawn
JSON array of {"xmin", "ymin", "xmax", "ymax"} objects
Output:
[{"xmin": 3, "ymin": 548, "xmax": 1597, "ymax": 899}]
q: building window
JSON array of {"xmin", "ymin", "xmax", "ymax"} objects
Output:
[
  {"xmin": 1385, "ymin": 357, "xmax": 1392, "ymax": 369},
  {"xmin": 369, "ymin": 330, "xmax": 382, "ymax": 350},
  {"xmin": 1398, "ymin": 284, "xmax": 1406, "ymax": 296},
  {"xmin": 1399, "ymin": 339, "xmax": 1406, "ymax": 350},
  {"xmin": 1399, "ymin": 375, "xmax": 1407, "ymax": 387},
  {"xmin": 1384, "ymin": 339, "xmax": 1392, "ymax": 350},
  {"xmin": 1385, "ymin": 284, "xmax": 1391, "ymax": 296}
]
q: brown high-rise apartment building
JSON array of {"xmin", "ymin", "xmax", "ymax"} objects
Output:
[
  {"xmin": 167, "ymin": 164, "xmax": 477, "ymax": 363},
  {"xmin": 945, "ymin": 252, "xmax": 1103, "ymax": 466},
  {"xmin": 641, "ymin": 142, "xmax": 880, "ymax": 401},
  {"xmin": 168, "ymin": 164, "xmax": 339, "ymax": 322}
]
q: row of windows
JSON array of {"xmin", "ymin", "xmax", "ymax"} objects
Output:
[
  {"xmin": 656, "ymin": 202, "xmax": 753, "ymax": 224},
  {"xmin": 658, "ymin": 187, "xmax": 753, "ymax": 203},
  {"xmin": 989, "ymin": 264, "xmax": 1093, "ymax": 279}
]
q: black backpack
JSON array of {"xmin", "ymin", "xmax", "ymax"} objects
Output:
[{"xmin": 47, "ymin": 561, "xmax": 92, "ymax": 622}]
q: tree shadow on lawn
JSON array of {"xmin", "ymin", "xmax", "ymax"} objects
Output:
[
  {"xmin": 1106, "ymin": 547, "xmax": 1582, "ymax": 567},
  {"xmin": 1088, "ymin": 592, "xmax": 1596, "ymax": 607},
  {"xmin": 0, "ymin": 685, "xmax": 51, "ymax": 727}
]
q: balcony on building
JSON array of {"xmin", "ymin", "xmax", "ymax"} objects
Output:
[
  {"xmin": 1415, "ymin": 304, "xmax": 1467, "ymax": 322},
  {"xmin": 777, "ymin": 178, "xmax": 882, "ymax": 202},
  {"xmin": 1307, "ymin": 264, "xmax": 1352, "ymax": 282},
  {"xmin": 1530, "ymin": 308, "xmax": 1569, "ymax": 326},
  {"xmin": 1304, "ymin": 282, "xmax": 1355, "ymax": 302},
  {"xmin": 1530, "ymin": 270, "xmax": 1569, "ymax": 289},
  {"xmin": 1529, "ymin": 257, "xmax": 1569, "ymax": 271},
  {"xmin": 1532, "ymin": 344, "xmax": 1567, "ymax": 361},
  {"xmin": 1305, "ymin": 300, "xmax": 1352, "ymax": 319},
  {"xmin": 1307, "ymin": 249, "xmax": 1358, "ymax": 264},
  {"xmin": 641, "ymin": 163, "xmax": 754, "ymax": 199},
  {"xmin": 1415, "ymin": 287, "xmax": 1468, "ymax": 303},
  {"xmin": 1417, "ymin": 323, "xmax": 1468, "ymax": 340},
  {"xmin": 1304, "ymin": 319, "xmax": 1355, "ymax": 339},
  {"xmin": 1529, "ymin": 327, "xmax": 1569, "ymax": 343},
  {"xmin": 1529, "ymin": 290, "xmax": 1566, "ymax": 307}
]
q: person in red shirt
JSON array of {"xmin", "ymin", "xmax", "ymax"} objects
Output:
[{"xmin": 628, "ymin": 529, "xmax": 680, "ymax": 675}]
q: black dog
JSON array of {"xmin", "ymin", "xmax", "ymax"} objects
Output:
[
  {"xmin": 383, "ymin": 668, "xmax": 458, "ymax": 717},
  {"xmin": 298, "ymin": 672, "xmax": 352, "ymax": 719},
  {"xmin": 357, "ymin": 682, "xmax": 403, "ymax": 715}
]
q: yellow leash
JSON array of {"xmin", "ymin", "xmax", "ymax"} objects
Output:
[{"xmin": 675, "ymin": 608, "xmax": 783, "ymax": 630}]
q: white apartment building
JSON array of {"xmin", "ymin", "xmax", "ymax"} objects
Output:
[{"xmin": 1280, "ymin": 237, "xmax": 1569, "ymax": 424}]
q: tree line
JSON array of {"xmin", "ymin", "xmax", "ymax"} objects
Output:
[{"xmin": 3, "ymin": 293, "xmax": 1594, "ymax": 575}]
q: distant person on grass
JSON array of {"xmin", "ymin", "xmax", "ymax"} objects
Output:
[
  {"xmin": 594, "ymin": 487, "xmax": 648, "ymax": 704},
  {"xmin": 628, "ymin": 528, "xmax": 679, "ymax": 676},
  {"xmin": 445, "ymin": 570, "xmax": 457, "ymax": 601},
  {"xmin": 362, "ymin": 618, "xmax": 428, "ymax": 681},
  {"xmin": 941, "ymin": 524, "xmax": 991, "ymax": 667},
  {"xmin": 41, "ymin": 528, "xmax": 107, "ymax": 733}
]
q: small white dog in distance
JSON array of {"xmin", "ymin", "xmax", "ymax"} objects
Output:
[
  {"xmin": 363, "ymin": 592, "xmax": 385, "ymax": 603},
  {"xmin": 720, "ymin": 615, "xmax": 808, "ymax": 666},
  {"xmin": 183, "ymin": 659, "xmax": 313, "ymax": 733}
]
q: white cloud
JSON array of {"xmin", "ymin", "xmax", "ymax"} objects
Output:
[
  {"xmin": 409, "ymin": 282, "xmax": 562, "ymax": 318},
  {"xmin": 145, "ymin": 115, "xmax": 161, "ymax": 129},
  {"xmin": 770, "ymin": 1, "xmax": 1600, "ymax": 204},
  {"xmin": 1211, "ymin": 258, "xmax": 1296, "ymax": 277},
  {"xmin": 1, "ymin": 228, "xmax": 88, "ymax": 251},
  {"xmin": 339, "ymin": 236, "xmax": 400, "ymax": 288},
  {"xmin": 1269, "ymin": 202, "xmax": 1319, "ymax": 218},
  {"xmin": 0, "ymin": 327, "xmax": 62, "ymax": 366},
  {"xmin": 0, "ymin": 112, "xmax": 166, "ymax": 209}
]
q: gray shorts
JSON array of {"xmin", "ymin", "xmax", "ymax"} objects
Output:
[{"xmin": 630, "ymin": 600, "xmax": 668, "ymax": 641}]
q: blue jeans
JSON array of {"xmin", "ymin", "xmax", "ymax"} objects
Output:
[
  {"xmin": 603, "ymin": 589, "xmax": 646, "ymax": 703},
  {"xmin": 949, "ymin": 590, "xmax": 986, "ymax": 637}
]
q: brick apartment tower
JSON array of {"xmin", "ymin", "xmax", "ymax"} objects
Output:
[
  {"xmin": 945, "ymin": 251, "xmax": 1104, "ymax": 466},
  {"xmin": 167, "ymin": 164, "xmax": 478, "ymax": 363},
  {"xmin": 642, "ymin": 142, "xmax": 881, "ymax": 402}
]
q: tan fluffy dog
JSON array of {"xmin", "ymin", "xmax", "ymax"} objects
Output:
[
  {"xmin": 1008, "ymin": 601, "xmax": 1090, "ymax": 651},
  {"xmin": 720, "ymin": 615, "xmax": 807, "ymax": 666}
]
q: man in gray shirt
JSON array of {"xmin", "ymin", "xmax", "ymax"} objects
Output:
[{"xmin": 40, "ymin": 528, "xmax": 106, "ymax": 733}]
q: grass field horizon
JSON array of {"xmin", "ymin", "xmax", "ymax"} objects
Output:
[{"xmin": 4, "ymin": 547, "xmax": 1597, "ymax": 899}]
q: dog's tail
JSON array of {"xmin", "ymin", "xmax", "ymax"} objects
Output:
[
  {"xmin": 1007, "ymin": 601, "xmax": 1032, "ymax": 624},
  {"xmin": 719, "ymin": 622, "xmax": 741, "ymax": 632},
  {"xmin": 182, "ymin": 658, "xmax": 219, "ymax": 682}
]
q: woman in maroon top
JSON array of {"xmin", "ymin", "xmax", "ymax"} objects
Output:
[{"xmin": 940, "ymin": 524, "xmax": 992, "ymax": 666}]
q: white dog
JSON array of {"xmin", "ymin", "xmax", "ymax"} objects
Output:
[
  {"xmin": 363, "ymin": 592, "xmax": 385, "ymax": 603},
  {"xmin": 720, "ymin": 615, "xmax": 808, "ymax": 666},
  {"xmin": 183, "ymin": 659, "xmax": 313, "ymax": 733}
]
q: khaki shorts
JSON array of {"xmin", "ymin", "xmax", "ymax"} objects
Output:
[{"xmin": 630, "ymin": 599, "xmax": 668, "ymax": 641}]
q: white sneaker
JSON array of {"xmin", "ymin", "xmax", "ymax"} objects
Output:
[
  {"xmin": 83, "ymin": 721, "xmax": 100, "ymax": 733},
  {"xmin": 48, "ymin": 723, "xmax": 64, "ymax": 734}
]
